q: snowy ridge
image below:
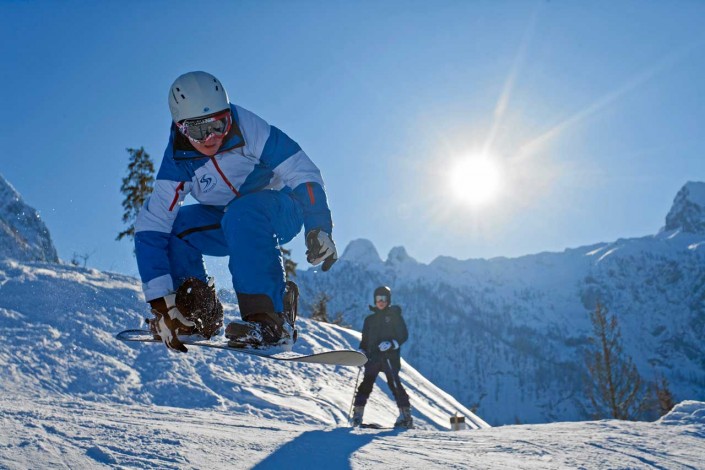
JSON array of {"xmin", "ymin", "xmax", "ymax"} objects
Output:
[{"xmin": 0, "ymin": 260, "xmax": 484, "ymax": 430}]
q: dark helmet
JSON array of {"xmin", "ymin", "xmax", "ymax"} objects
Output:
[{"xmin": 373, "ymin": 286, "xmax": 392, "ymax": 304}]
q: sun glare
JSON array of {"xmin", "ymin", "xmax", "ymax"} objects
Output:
[{"xmin": 449, "ymin": 156, "xmax": 503, "ymax": 206}]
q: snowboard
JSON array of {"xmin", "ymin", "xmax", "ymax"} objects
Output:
[{"xmin": 116, "ymin": 329, "xmax": 367, "ymax": 367}]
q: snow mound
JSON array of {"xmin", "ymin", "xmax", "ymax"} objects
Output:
[
  {"xmin": 658, "ymin": 400, "xmax": 705, "ymax": 427},
  {"xmin": 664, "ymin": 181, "xmax": 705, "ymax": 234},
  {"xmin": 0, "ymin": 173, "xmax": 58, "ymax": 263}
]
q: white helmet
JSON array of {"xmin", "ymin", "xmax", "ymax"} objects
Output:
[{"xmin": 168, "ymin": 71, "xmax": 230, "ymax": 123}]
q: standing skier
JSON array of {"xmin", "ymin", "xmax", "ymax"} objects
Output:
[
  {"xmin": 352, "ymin": 286, "xmax": 413, "ymax": 428},
  {"xmin": 134, "ymin": 71, "xmax": 337, "ymax": 353}
]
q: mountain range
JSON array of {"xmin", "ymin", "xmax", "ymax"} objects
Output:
[
  {"xmin": 1, "ymin": 171, "xmax": 703, "ymax": 426},
  {"xmin": 294, "ymin": 182, "xmax": 705, "ymax": 425}
]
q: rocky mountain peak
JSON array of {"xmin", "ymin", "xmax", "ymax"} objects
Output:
[
  {"xmin": 664, "ymin": 181, "xmax": 705, "ymax": 234},
  {"xmin": 340, "ymin": 238, "xmax": 383, "ymax": 265},
  {"xmin": 386, "ymin": 246, "xmax": 417, "ymax": 266},
  {"xmin": 0, "ymin": 174, "xmax": 58, "ymax": 262}
]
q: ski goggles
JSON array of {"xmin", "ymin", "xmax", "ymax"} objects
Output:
[
  {"xmin": 375, "ymin": 296, "xmax": 389, "ymax": 303},
  {"xmin": 177, "ymin": 110, "xmax": 232, "ymax": 143}
]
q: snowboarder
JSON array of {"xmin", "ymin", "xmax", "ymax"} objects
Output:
[
  {"xmin": 352, "ymin": 286, "xmax": 413, "ymax": 428},
  {"xmin": 134, "ymin": 71, "xmax": 337, "ymax": 353}
]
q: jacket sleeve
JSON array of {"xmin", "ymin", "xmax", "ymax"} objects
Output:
[
  {"xmin": 134, "ymin": 148, "xmax": 192, "ymax": 301},
  {"xmin": 235, "ymin": 105, "xmax": 333, "ymax": 234},
  {"xmin": 391, "ymin": 306, "xmax": 408, "ymax": 346},
  {"xmin": 359, "ymin": 316, "xmax": 371, "ymax": 352}
]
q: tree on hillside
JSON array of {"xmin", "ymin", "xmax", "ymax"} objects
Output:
[
  {"xmin": 281, "ymin": 247, "xmax": 297, "ymax": 281},
  {"xmin": 652, "ymin": 375, "xmax": 676, "ymax": 417},
  {"xmin": 117, "ymin": 147, "xmax": 154, "ymax": 242},
  {"xmin": 584, "ymin": 302, "xmax": 646, "ymax": 420},
  {"xmin": 310, "ymin": 292, "xmax": 349, "ymax": 327},
  {"xmin": 311, "ymin": 292, "xmax": 330, "ymax": 323}
]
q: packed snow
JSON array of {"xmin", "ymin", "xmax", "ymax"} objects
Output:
[{"xmin": 1, "ymin": 260, "xmax": 704, "ymax": 468}]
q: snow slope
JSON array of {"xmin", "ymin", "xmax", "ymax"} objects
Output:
[
  {"xmin": 0, "ymin": 260, "xmax": 486, "ymax": 431},
  {"xmin": 1, "ymin": 263, "xmax": 703, "ymax": 469},
  {"xmin": 2, "ymin": 392, "xmax": 704, "ymax": 468}
]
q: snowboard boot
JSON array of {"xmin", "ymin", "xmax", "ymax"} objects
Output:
[
  {"xmin": 226, "ymin": 284, "xmax": 298, "ymax": 349},
  {"xmin": 394, "ymin": 406, "xmax": 413, "ymax": 429},
  {"xmin": 175, "ymin": 277, "xmax": 224, "ymax": 339},
  {"xmin": 225, "ymin": 312, "xmax": 294, "ymax": 350},
  {"xmin": 351, "ymin": 405, "xmax": 365, "ymax": 427},
  {"xmin": 146, "ymin": 277, "xmax": 223, "ymax": 340}
]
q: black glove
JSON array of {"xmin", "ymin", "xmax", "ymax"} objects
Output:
[{"xmin": 306, "ymin": 229, "xmax": 338, "ymax": 271}]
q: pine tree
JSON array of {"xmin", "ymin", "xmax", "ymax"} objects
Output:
[
  {"xmin": 653, "ymin": 375, "xmax": 676, "ymax": 417},
  {"xmin": 311, "ymin": 292, "xmax": 330, "ymax": 323},
  {"xmin": 117, "ymin": 147, "xmax": 155, "ymax": 242},
  {"xmin": 585, "ymin": 302, "xmax": 645, "ymax": 420}
]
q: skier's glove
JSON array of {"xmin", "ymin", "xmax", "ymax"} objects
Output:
[
  {"xmin": 150, "ymin": 294, "xmax": 195, "ymax": 353},
  {"xmin": 378, "ymin": 340, "xmax": 399, "ymax": 352},
  {"xmin": 305, "ymin": 229, "xmax": 338, "ymax": 271}
]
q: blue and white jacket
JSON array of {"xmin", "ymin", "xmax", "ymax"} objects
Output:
[{"xmin": 135, "ymin": 104, "xmax": 332, "ymax": 301}]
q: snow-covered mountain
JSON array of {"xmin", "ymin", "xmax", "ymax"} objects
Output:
[
  {"xmin": 295, "ymin": 182, "xmax": 705, "ymax": 425},
  {"xmin": 0, "ymin": 174, "xmax": 58, "ymax": 263}
]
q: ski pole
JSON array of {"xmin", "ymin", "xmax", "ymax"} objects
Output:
[
  {"xmin": 385, "ymin": 358, "xmax": 400, "ymax": 400},
  {"xmin": 348, "ymin": 366, "xmax": 362, "ymax": 424}
]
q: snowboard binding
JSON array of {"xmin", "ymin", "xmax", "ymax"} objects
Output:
[{"xmin": 225, "ymin": 281, "xmax": 299, "ymax": 350}]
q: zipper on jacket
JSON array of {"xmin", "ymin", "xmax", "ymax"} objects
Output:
[{"xmin": 209, "ymin": 156, "xmax": 240, "ymax": 197}]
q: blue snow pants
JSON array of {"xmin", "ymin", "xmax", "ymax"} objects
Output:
[{"xmin": 168, "ymin": 190, "xmax": 303, "ymax": 313}]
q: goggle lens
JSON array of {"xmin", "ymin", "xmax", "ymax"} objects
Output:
[
  {"xmin": 375, "ymin": 296, "xmax": 388, "ymax": 303},
  {"xmin": 178, "ymin": 110, "xmax": 232, "ymax": 143}
]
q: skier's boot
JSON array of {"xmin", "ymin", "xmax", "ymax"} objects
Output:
[
  {"xmin": 226, "ymin": 285, "xmax": 298, "ymax": 350},
  {"xmin": 351, "ymin": 405, "xmax": 365, "ymax": 427},
  {"xmin": 394, "ymin": 406, "xmax": 414, "ymax": 429}
]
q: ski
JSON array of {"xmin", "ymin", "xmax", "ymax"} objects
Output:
[{"xmin": 116, "ymin": 329, "xmax": 367, "ymax": 367}]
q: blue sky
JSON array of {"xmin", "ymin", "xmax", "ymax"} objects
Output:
[{"xmin": 2, "ymin": 1, "xmax": 704, "ymax": 284}]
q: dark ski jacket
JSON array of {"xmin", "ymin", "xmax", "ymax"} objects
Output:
[{"xmin": 359, "ymin": 305, "xmax": 408, "ymax": 364}]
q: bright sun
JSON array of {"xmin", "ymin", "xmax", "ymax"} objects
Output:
[{"xmin": 449, "ymin": 155, "xmax": 503, "ymax": 206}]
